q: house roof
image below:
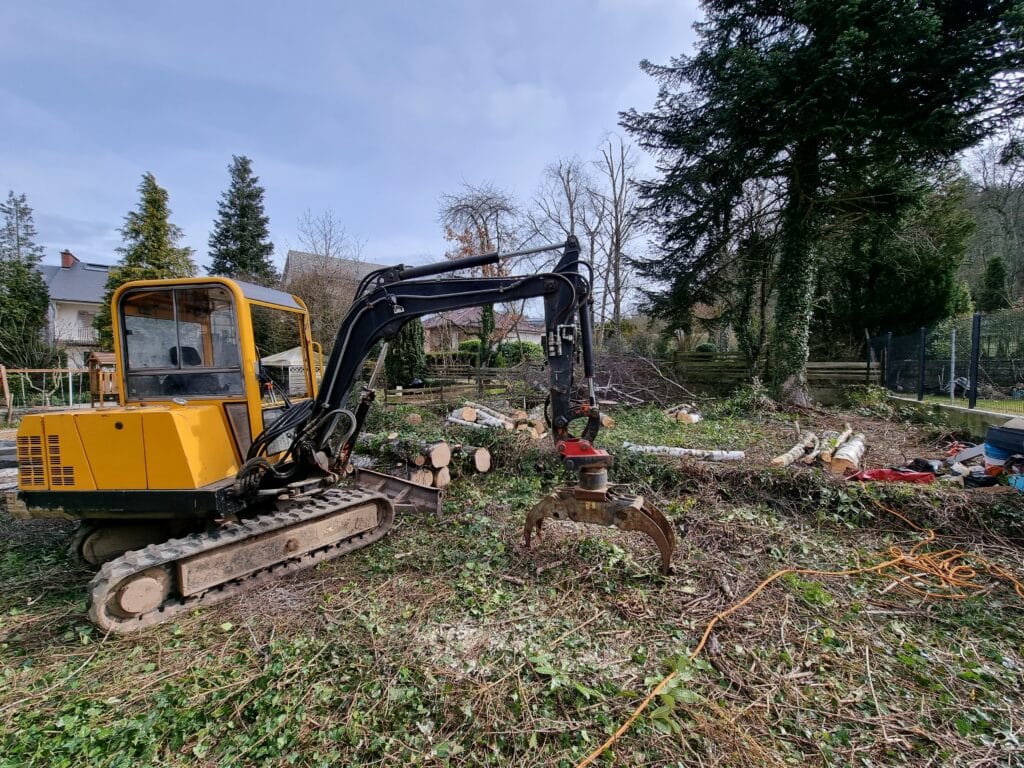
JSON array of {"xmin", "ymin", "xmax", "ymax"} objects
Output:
[
  {"xmin": 38, "ymin": 261, "xmax": 110, "ymax": 304},
  {"xmin": 283, "ymin": 250, "xmax": 389, "ymax": 283}
]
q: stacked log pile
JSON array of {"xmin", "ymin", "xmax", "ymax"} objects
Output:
[
  {"xmin": 770, "ymin": 423, "xmax": 866, "ymax": 474},
  {"xmin": 447, "ymin": 402, "xmax": 548, "ymax": 440},
  {"xmin": 354, "ymin": 433, "xmax": 492, "ymax": 488}
]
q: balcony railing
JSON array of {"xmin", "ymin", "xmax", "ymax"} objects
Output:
[{"xmin": 55, "ymin": 328, "xmax": 99, "ymax": 346}]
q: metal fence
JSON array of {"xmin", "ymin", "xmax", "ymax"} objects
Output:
[{"xmin": 869, "ymin": 307, "xmax": 1024, "ymax": 415}]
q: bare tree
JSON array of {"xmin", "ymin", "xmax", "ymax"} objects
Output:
[
  {"xmin": 966, "ymin": 132, "xmax": 1024, "ymax": 298},
  {"xmin": 593, "ymin": 136, "xmax": 642, "ymax": 337},
  {"xmin": 285, "ymin": 209, "xmax": 366, "ymax": 352},
  {"xmin": 439, "ymin": 183, "xmax": 520, "ymax": 274}
]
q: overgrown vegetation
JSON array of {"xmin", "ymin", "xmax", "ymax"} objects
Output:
[{"xmin": 2, "ymin": 402, "xmax": 1023, "ymax": 766}]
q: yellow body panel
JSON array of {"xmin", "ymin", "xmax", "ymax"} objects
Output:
[
  {"xmin": 141, "ymin": 406, "xmax": 239, "ymax": 489},
  {"xmin": 18, "ymin": 406, "xmax": 240, "ymax": 493},
  {"xmin": 74, "ymin": 411, "xmax": 147, "ymax": 489}
]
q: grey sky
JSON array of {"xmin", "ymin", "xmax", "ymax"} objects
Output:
[{"xmin": 1, "ymin": 1, "xmax": 697, "ymax": 270}]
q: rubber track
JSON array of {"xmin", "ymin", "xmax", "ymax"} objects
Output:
[{"xmin": 88, "ymin": 487, "xmax": 394, "ymax": 634}]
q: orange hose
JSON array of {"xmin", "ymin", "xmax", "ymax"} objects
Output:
[{"xmin": 574, "ymin": 500, "xmax": 1024, "ymax": 767}]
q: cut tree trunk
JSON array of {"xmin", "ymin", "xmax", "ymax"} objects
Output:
[
  {"xmin": 622, "ymin": 441, "xmax": 744, "ymax": 462},
  {"xmin": 433, "ymin": 466, "xmax": 451, "ymax": 489},
  {"xmin": 357, "ymin": 434, "xmax": 451, "ymax": 468},
  {"xmin": 772, "ymin": 431, "xmax": 817, "ymax": 467},
  {"xmin": 821, "ymin": 424, "xmax": 853, "ymax": 464},
  {"xmin": 456, "ymin": 406, "xmax": 478, "ymax": 423},
  {"xmin": 409, "ymin": 467, "xmax": 434, "ymax": 486},
  {"xmin": 829, "ymin": 434, "xmax": 866, "ymax": 475}
]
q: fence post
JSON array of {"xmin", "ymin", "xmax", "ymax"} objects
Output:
[
  {"xmin": 917, "ymin": 327, "xmax": 926, "ymax": 402},
  {"xmin": 968, "ymin": 313, "xmax": 981, "ymax": 410},
  {"xmin": 883, "ymin": 332, "xmax": 893, "ymax": 389},
  {"xmin": 1, "ymin": 365, "xmax": 11, "ymax": 423}
]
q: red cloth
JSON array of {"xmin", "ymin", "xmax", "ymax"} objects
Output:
[{"xmin": 848, "ymin": 468, "xmax": 935, "ymax": 484}]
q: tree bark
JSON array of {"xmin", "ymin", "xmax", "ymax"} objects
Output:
[
  {"xmin": 829, "ymin": 434, "xmax": 866, "ymax": 475},
  {"xmin": 769, "ymin": 142, "xmax": 819, "ymax": 405}
]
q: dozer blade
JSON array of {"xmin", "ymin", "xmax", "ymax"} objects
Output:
[
  {"xmin": 352, "ymin": 467, "xmax": 442, "ymax": 515},
  {"xmin": 523, "ymin": 487, "xmax": 675, "ymax": 574}
]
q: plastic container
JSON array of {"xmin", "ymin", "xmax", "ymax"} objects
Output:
[{"xmin": 984, "ymin": 442, "xmax": 1010, "ymax": 475}]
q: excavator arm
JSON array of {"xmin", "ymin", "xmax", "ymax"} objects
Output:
[{"xmin": 245, "ymin": 236, "xmax": 675, "ymax": 574}]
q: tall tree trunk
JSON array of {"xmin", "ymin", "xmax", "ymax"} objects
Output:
[{"xmin": 769, "ymin": 144, "xmax": 819, "ymax": 405}]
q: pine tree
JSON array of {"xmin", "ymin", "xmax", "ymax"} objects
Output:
[
  {"xmin": 95, "ymin": 173, "xmax": 196, "ymax": 349},
  {"xmin": 384, "ymin": 319, "xmax": 427, "ymax": 388},
  {"xmin": 977, "ymin": 256, "xmax": 1011, "ymax": 312},
  {"xmin": 622, "ymin": 0, "xmax": 1024, "ymax": 403},
  {"xmin": 0, "ymin": 191, "xmax": 50, "ymax": 365},
  {"xmin": 0, "ymin": 191, "xmax": 46, "ymax": 265},
  {"xmin": 208, "ymin": 155, "xmax": 276, "ymax": 284}
]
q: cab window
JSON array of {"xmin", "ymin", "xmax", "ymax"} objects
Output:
[
  {"xmin": 120, "ymin": 286, "xmax": 245, "ymax": 399},
  {"xmin": 251, "ymin": 304, "xmax": 311, "ymax": 400}
]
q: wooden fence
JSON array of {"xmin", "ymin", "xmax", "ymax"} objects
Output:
[{"xmin": 672, "ymin": 353, "xmax": 880, "ymax": 402}]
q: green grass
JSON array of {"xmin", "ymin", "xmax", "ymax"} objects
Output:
[
  {"xmin": 2, "ymin": 405, "xmax": 1024, "ymax": 767},
  {"xmin": 921, "ymin": 394, "xmax": 1024, "ymax": 416}
]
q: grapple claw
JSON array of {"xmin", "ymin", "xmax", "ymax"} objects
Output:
[{"xmin": 523, "ymin": 486, "xmax": 676, "ymax": 574}]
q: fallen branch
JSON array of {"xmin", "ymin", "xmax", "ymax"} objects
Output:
[
  {"xmin": 772, "ymin": 431, "xmax": 818, "ymax": 467},
  {"xmin": 622, "ymin": 441, "xmax": 745, "ymax": 462}
]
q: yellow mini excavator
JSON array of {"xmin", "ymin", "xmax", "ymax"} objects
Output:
[{"xmin": 8, "ymin": 238, "xmax": 675, "ymax": 633}]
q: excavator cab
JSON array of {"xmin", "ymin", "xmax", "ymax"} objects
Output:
[{"xmin": 11, "ymin": 278, "xmax": 321, "ymax": 543}]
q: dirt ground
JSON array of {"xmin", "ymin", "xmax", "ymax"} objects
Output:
[{"xmin": 2, "ymin": 401, "xmax": 1022, "ymax": 767}]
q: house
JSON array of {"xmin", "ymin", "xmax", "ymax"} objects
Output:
[
  {"xmin": 422, "ymin": 307, "xmax": 545, "ymax": 353},
  {"xmin": 282, "ymin": 250, "xmax": 389, "ymax": 290},
  {"xmin": 38, "ymin": 250, "xmax": 111, "ymax": 367}
]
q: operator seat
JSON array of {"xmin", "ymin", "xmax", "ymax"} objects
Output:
[{"xmin": 163, "ymin": 346, "xmax": 224, "ymax": 395}]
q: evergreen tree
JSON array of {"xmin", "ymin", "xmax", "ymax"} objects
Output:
[
  {"xmin": 0, "ymin": 191, "xmax": 46, "ymax": 265},
  {"xmin": 384, "ymin": 319, "xmax": 427, "ymax": 388},
  {"xmin": 0, "ymin": 191, "xmax": 50, "ymax": 365},
  {"xmin": 977, "ymin": 255, "xmax": 1011, "ymax": 312},
  {"xmin": 622, "ymin": 0, "xmax": 1024, "ymax": 402},
  {"xmin": 812, "ymin": 173, "xmax": 975, "ymax": 354},
  {"xmin": 208, "ymin": 156, "xmax": 276, "ymax": 284},
  {"xmin": 478, "ymin": 304, "xmax": 496, "ymax": 366},
  {"xmin": 95, "ymin": 173, "xmax": 196, "ymax": 349}
]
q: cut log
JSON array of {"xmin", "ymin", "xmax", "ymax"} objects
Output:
[
  {"xmin": 821, "ymin": 424, "xmax": 853, "ymax": 464},
  {"xmin": 433, "ymin": 466, "xmax": 451, "ymax": 489},
  {"xmin": 474, "ymin": 411, "xmax": 512, "ymax": 429},
  {"xmin": 665, "ymin": 403, "xmax": 698, "ymax": 416},
  {"xmin": 622, "ymin": 441, "xmax": 745, "ymax": 462},
  {"xmin": 829, "ymin": 433, "xmax": 866, "ymax": 475},
  {"xmin": 357, "ymin": 435, "xmax": 451, "ymax": 468},
  {"xmin": 600, "ymin": 413, "xmax": 616, "ymax": 429},
  {"xmin": 466, "ymin": 446, "xmax": 491, "ymax": 473},
  {"xmin": 410, "ymin": 467, "xmax": 434, "ymax": 486},
  {"xmin": 803, "ymin": 430, "xmax": 835, "ymax": 465},
  {"xmin": 456, "ymin": 406, "xmax": 478, "ymax": 423},
  {"xmin": 447, "ymin": 415, "xmax": 488, "ymax": 430},
  {"xmin": 405, "ymin": 413, "xmax": 423, "ymax": 426},
  {"xmin": 772, "ymin": 431, "xmax": 818, "ymax": 467},
  {"xmin": 674, "ymin": 412, "xmax": 702, "ymax": 424}
]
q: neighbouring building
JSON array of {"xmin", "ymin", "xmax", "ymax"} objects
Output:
[
  {"xmin": 422, "ymin": 307, "xmax": 545, "ymax": 354},
  {"xmin": 38, "ymin": 250, "xmax": 110, "ymax": 367},
  {"xmin": 282, "ymin": 250, "xmax": 389, "ymax": 293}
]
